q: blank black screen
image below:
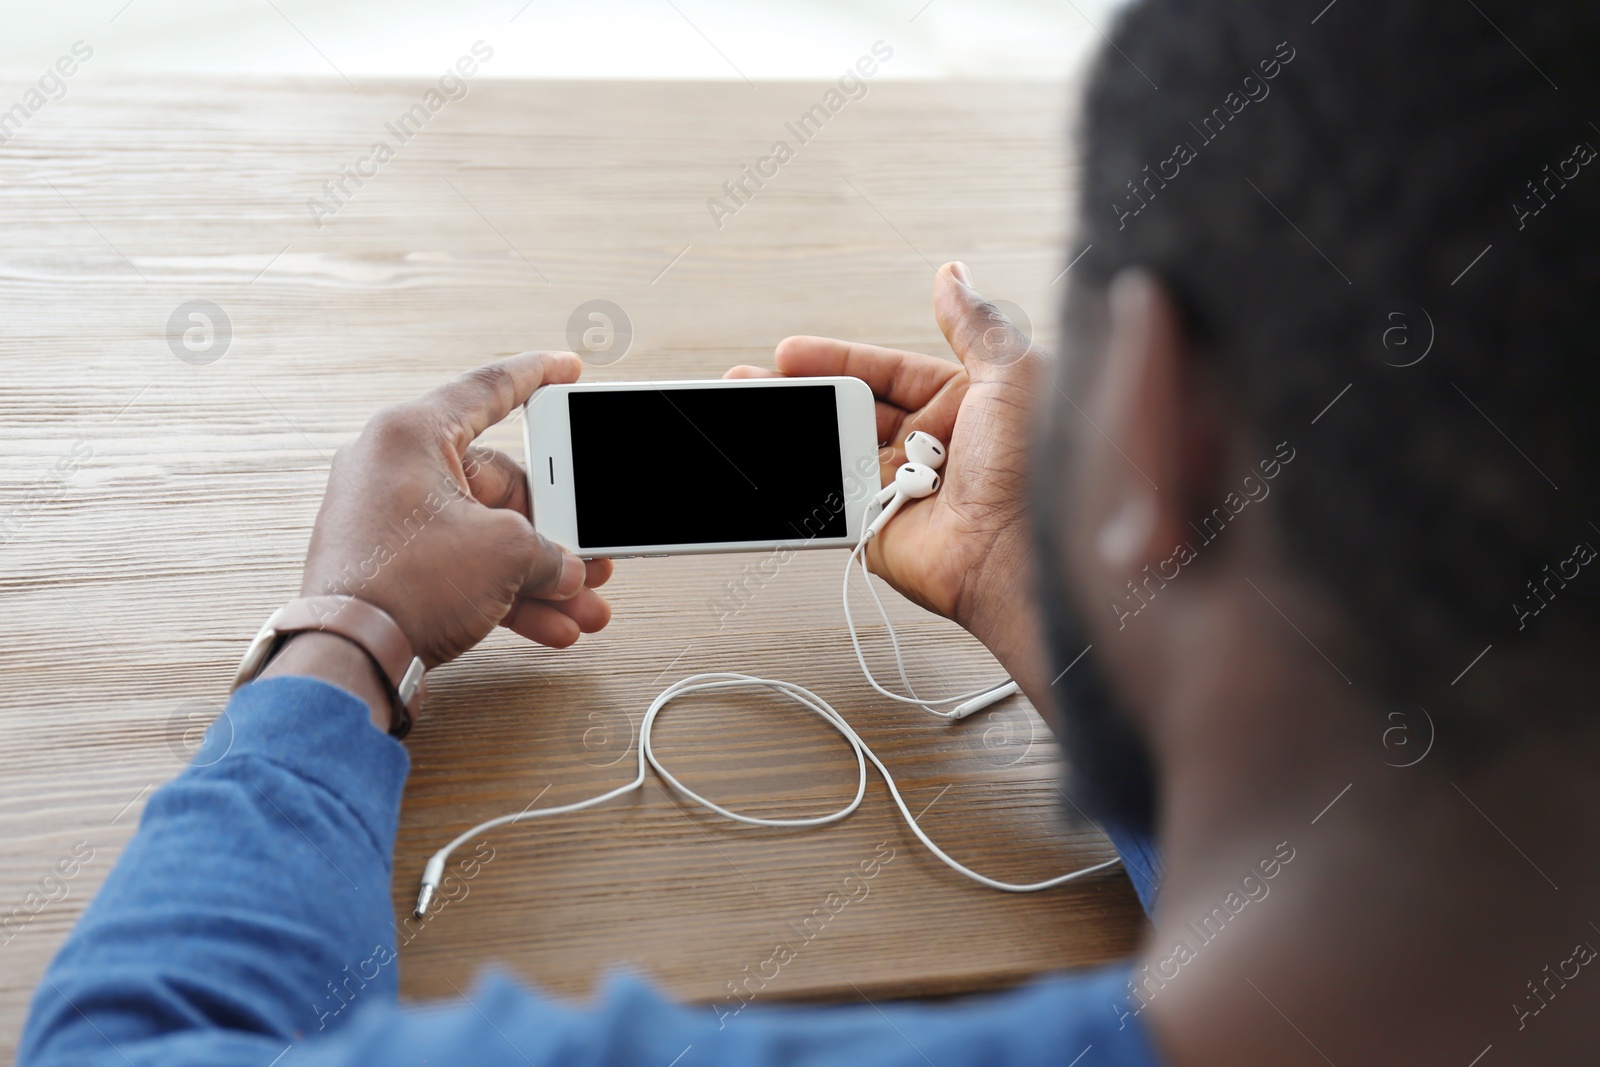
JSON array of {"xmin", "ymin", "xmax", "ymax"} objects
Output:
[{"xmin": 567, "ymin": 385, "xmax": 847, "ymax": 548}]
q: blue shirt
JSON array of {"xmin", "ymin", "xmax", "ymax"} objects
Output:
[{"xmin": 20, "ymin": 677, "xmax": 1164, "ymax": 1067}]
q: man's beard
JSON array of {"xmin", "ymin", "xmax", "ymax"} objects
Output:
[{"xmin": 1030, "ymin": 452, "xmax": 1160, "ymax": 844}]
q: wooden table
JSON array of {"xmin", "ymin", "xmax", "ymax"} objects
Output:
[{"xmin": 0, "ymin": 76, "xmax": 1143, "ymax": 1056}]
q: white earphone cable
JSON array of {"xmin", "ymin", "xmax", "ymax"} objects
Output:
[
  {"xmin": 415, "ymin": 453, "xmax": 1122, "ymax": 917},
  {"xmin": 843, "ymin": 538, "xmax": 1014, "ymax": 717}
]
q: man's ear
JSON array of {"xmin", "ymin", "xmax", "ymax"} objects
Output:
[{"xmin": 1082, "ymin": 270, "xmax": 1216, "ymax": 578}]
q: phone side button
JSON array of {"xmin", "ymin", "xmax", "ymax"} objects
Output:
[{"xmin": 643, "ymin": 554, "xmax": 668, "ymax": 558}]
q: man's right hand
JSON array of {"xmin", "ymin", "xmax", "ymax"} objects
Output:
[
  {"xmin": 299, "ymin": 352, "xmax": 614, "ymax": 672},
  {"xmin": 726, "ymin": 262, "xmax": 1044, "ymax": 672}
]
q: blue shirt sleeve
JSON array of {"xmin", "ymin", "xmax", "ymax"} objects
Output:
[
  {"xmin": 1099, "ymin": 821, "xmax": 1162, "ymax": 917},
  {"xmin": 20, "ymin": 676, "xmax": 1163, "ymax": 1067}
]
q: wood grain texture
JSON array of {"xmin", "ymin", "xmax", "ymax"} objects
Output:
[{"xmin": 0, "ymin": 76, "xmax": 1141, "ymax": 1056}]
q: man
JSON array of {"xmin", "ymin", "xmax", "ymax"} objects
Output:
[{"xmin": 23, "ymin": 0, "xmax": 1600, "ymax": 1063}]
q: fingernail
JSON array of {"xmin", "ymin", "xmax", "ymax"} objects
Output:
[
  {"xmin": 950, "ymin": 261, "xmax": 972, "ymax": 285},
  {"xmin": 558, "ymin": 554, "xmax": 586, "ymax": 596}
]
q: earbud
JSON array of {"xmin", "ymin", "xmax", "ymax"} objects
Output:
[
  {"xmin": 873, "ymin": 433, "xmax": 950, "ymax": 508},
  {"xmin": 904, "ymin": 431, "xmax": 946, "ymax": 470},
  {"xmin": 894, "ymin": 461, "xmax": 941, "ymax": 497},
  {"xmin": 866, "ymin": 461, "xmax": 941, "ymax": 539}
]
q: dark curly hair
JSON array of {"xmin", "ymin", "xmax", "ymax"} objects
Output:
[{"xmin": 1065, "ymin": 0, "xmax": 1600, "ymax": 753}]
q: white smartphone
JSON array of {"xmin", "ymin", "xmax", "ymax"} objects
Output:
[{"xmin": 522, "ymin": 377, "xmax": 882, "ymax": 558}]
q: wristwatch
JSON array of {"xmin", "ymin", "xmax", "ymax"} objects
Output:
[{"xmin": 232, "ymin": 595, "xmax": 426, "ymax": 738}]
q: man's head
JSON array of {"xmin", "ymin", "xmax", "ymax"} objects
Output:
[{"xmin": 1035, "ymin": 0, "xmax": 1600, "ymax": 833}]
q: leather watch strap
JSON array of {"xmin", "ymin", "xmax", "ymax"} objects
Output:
[{"xmin": 232, "ymin": 595, "xmax": 426, "ymax": 738}]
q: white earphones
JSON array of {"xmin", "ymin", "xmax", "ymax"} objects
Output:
[
  {"xmin": 865, "ymin": 430, "xmax": 948, "ymax": 538},
  {"xmin": 415, "ymin": 431, "xmax": 1119, "ymax": 917}
]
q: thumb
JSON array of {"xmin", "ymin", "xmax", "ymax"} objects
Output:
[
  {"xmin": 514, "ymin": 523, "xmax": 587, "ymax": 601},
  {"xmin": 933, "ymin": 261, "xmax": 1039, "ymax": 380}
]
